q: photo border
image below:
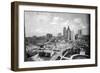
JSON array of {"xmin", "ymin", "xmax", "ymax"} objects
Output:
[{"xmin": 11, "ymin": 1, "xmax": 98, "ymax": 71}]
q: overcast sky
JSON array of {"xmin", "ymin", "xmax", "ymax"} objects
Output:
[{"xmin": 24, "ymin": 11, "xmax": 90, "ymax": 37}]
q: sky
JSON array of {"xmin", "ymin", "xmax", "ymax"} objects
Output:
[{"xmin": 24, "ymin": 11, "xmax": 90, "ymax": 37}]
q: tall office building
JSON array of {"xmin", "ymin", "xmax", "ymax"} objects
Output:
[
  {"xmin": 63, "ymin": 26, "xmax": 72, "ymax": 41},
  {"xmin": 66, "ymin": 26, "xmax": 71, "ymax": 40},
  {"xmin": 63, "ymin": 27, "xmax": 67, "ymax": 39},
  {"xmin": 78, "ymin": 29, "xmax": 82, "ymax": 35}
]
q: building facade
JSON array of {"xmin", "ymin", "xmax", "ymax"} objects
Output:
[{"xmin": 63, "ymin": 26, "xmax": 72, "ymax": 41}]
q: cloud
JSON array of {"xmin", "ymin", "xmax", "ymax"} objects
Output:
[
  {"xmin": 51, "ymin": 17, "xmax": 60, "ymax": 25},
  {"xmin": 51, "ymin": 16, "xmax": 65, "ymax": 25},
  {"xmin": 73, "ymin": 18, "xmax": 82, "ymax": 24},
  {"xmin": 53, "ymin": 16, "xmax": 60, "ymax": 20},
  {"xmin": 50, "ymin": 21, "xmax": 57, "ymax": 25}
]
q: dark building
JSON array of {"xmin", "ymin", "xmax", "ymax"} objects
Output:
[
  {"xmin": 63, "ymin": 27, "xmax": 67, "ymax": 39},
  {"xmin": 46, "ymin": 33, "xmax": 53, "ymax": 41},
  {"xmin": 63, "ymin": 26, "xmax": 72, "ymax": 41},
  {"xmin": 66, "ymin": 26, "xmax": 71, "ymax": 40},
  {"xmin": 78, "ymin": 29, "xmax": 82, "ymax": 35},
  {"xmin": 75, "ymin": 29, "xmax": 82, "ymax": 40}
]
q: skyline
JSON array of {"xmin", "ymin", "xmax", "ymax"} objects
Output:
[{"xmin": 24, "ymin": 11, "xmax": 90, "ymax": 37}]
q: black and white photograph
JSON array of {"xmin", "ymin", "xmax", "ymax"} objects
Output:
[
  {"xmin": 24, "ymin": 11, "xmax": 90, "ymax": 61},
  {"xmin": 11, "ymin": 2, "xmax": 97, "ymax": 71}
]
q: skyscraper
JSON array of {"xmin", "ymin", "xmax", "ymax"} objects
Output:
[
  {"xmin": 77, "ymin": 29, "xmax": 82, "ymax": 39},
  {"xmin": 78, "ymin": 29, "xmax": 82, "ymax": 35},
  {"xmin": 63, "ymin": 26, "xmax": 72, "ymax": 41},
  {"xmin": 63, "ymin": 27, "xmax": 67, "ymax": 39},
  {"xmin": 66, "ymin": 26, "xmax": 71, "ymax": 40}
]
